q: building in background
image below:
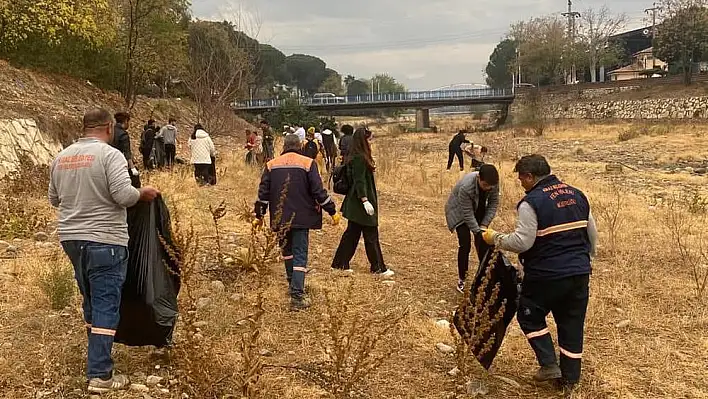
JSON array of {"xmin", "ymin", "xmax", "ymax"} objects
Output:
[{"xmin": 608, "ymin": 47, "xmax": 667, "ymax": 81}]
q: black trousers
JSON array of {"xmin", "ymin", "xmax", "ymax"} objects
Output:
[
  {"xmin": 517, "ymin": 274, "xmax": 590, "ymax": 384},
  {"xmin": 447, "ymin": 148, "xmax": 464, "ymax": 170},
  {"xmin": 331, "ymin": 221, "xmax": 386, "ymax": 273},
  {"xmin": 194, "ymin": 164, "xmax": 210, "ymax": 185},
  {"xmin": 142, "ymin": 151, "xmax": 152, "ymax": 169},
  {"xmin": 455, "ymin": 225, "xmax": 491, "ymax": 281},
  {"xmin": 165, "ymin": 144, "xmax": 176, "ymax": 166}
]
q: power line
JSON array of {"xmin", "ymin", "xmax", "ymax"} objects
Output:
[{"xmin": 275, "ymin": 28, "xmax": 507, "ymax": 52}]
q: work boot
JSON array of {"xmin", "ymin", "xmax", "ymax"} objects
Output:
[
  {"xmin": 290, "ymin": 296, "xmax": 311, "ymax": 311},
  {"xmin": 533, "ymin": 365, "xmax": 562, "ymax": 382},
  {"xmin": 88, "ymin": 374, "xmax": 130, "ymax": 393},
  {"xmin": 556, "ymin": 380, "xmax": 578, "ymax": 398}
]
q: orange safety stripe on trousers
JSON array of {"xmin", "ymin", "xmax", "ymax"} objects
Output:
[
  {"xmin": 536, "ymin": 221, "xmax": 588, "ymax": 237},
  {"xmin": 293, "ymin": 266, "xmax": 308, "ymax": 273},
  {"xmin": 560, "ymin": 347, "xmax": 583, "ymax": 359},
  {"xmin": 283, "ymin": 255, "xmax": 294, "ymax": 260},
  {"xmin": 525, "ymin": 327, "xmax": 550, "ymax": 339},
  {"xmin": 91, "ymin": 327, "xmax": 116, "ymax": 337}
]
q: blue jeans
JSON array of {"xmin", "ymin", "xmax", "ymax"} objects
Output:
[
  {"xmin": 61, "ymin": 241, "xmax": 128, "ymax": 379},
  {"xmin": 281, "ymin": 229, "xmax": 309, "ymax": 299}
]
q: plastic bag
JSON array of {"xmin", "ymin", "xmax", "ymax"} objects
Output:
[
  {"xmin": 453, "ymin": 248, "xmax": 520, "ymax": 369},
  {"xmin": 115, "ymin": 196, "xmax": 181, "ymax": 347}
]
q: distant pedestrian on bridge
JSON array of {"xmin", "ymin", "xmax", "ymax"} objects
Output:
[{"xmin": 447, "ymin": 130, "xmax": 470, "ymax": 171}]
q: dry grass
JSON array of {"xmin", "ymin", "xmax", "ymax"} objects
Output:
[{"xmin": 1, "ymin": 120, "xmax": 708, "ymax": 398}]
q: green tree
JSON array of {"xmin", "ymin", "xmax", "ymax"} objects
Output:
[
  {"xmin": 263, "ymin": 98, "xmax": 319, "ymax": 130},
  {"xmin": 510, "ymin": 16, "xmax": 569, "ymax": 85},
  {"xmin": 318, "ymin": 68, "xmax": 343, "ymax": 94},
  {"xmin": 346, "ymin": 79, "xmax": 369, "ymax": 95},
  {"xmin": 370, "ymin": 73, "xmax": 406, "ymax": 93},
  {"xmin": 254, "ymin": 44, "xmax": 289, "ymax": 95},
  {"xmin": 186, "ymin": 21, "xmax": 253, "ymax": 133},
  {"xmin": 118, "ymin": 0, "xmax": 190, "ymax": 107},
  {"xmin": 284, "ymin": 54, "xmax": 327, "ymax": 94},
  {"xmin": 485, "ymin": 38, "xmax": 517, "ymax": 88},
  {"xmin": 0, "ymin": 0, "xmax": 114, "ymax": 48},
  {"xmin": 578, "ymin": 6, "xmax": 627, "ymax": 82},
  {"xmin": 655, "ymin": 2, "xmax": 708, "ymax": 85}
]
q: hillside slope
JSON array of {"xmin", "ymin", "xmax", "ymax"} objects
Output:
[{"xmin": 0, "ymin": 60, "xmax": 253, "ymax": 156}]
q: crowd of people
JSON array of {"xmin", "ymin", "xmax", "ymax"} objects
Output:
[{"xmin": 47, "ymin": 109, "xmax": 597, "ymax": 394}]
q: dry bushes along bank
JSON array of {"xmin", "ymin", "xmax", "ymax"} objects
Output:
[{"xmin": 0, "ymin": 121, "xmax": 707, "ymax": 398}]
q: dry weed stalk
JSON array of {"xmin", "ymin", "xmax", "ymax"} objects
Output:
[
  {"xmin": 237, "ymin": 295, "xmax": 266, "ymax": 398},
  {"xmin": 209, "ymin": 200, "xmax": 228, "ymax": 268},
  {"xmin": 664, "ymin": 194, "xmax": 708, "ymax": 301},
  {"xmin": 593, "ymin": 185, "xmax": 625, "ymax": 256},
  {"xmin": 451, "ymin": 251, "xmax": 507, "ymax": 383},
  {"xmin": 233, "ymin": 178, "xmax": 293, "ymax": 274},
  {"xmin": 162, "ymin": 205, "xmax": 270, "ymax": 397},
  {"xmin": 296, "ymin": 284, "xmax": 408, "ymax": 398}
]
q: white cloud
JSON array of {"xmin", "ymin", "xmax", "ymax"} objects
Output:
[{"xmin": 191, "ymin": 0, "xmax": 652, "ymax": 89}]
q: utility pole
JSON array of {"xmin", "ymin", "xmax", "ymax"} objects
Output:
[
  {"xmin": 645, "ymin": 2, "xmax": 659, "ymax": 68},
  {"xmin": 562, "ymin": 0, "xmax": 581, "ymax": 84}
]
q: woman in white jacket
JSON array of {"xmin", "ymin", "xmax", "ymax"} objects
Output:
[{"xmin": 188, "ymin": 124, "xmax": 216, "ymax": 185}]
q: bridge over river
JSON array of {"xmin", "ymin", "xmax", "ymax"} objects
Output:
[{"xmin": 233, "ymin": 87, "xmax": 515, "ymax": 128}]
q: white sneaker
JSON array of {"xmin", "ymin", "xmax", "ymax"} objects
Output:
[
  {"xmin": 380, "ymin": 269, "xmax": 395, "ymax": 278},
  {"xmin": 88, "ymin": 374, "xmax": 130, "ymax": 393}
]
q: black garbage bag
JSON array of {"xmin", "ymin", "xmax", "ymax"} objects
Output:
[
  {"xmin": 453, "ymin": 248, "xmax": 520, "ymax": 369},
  {"xmin": 115, "ymin": 196, "xmax": 181, "ymax": 347}
]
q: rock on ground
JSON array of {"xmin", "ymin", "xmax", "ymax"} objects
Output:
[
  {"xmin": 146, "ymin": 375, "xmax": 163, "ymax": 387},
  {"xmin": 33, "ymin": 232, "xmax": 49, "ymax": 242},
  {"xmin": 130, "ymin": 383, "xmax": 150, "ymax": 392},
  {"xmin": 436, "ymin": 343, "xmax": 455, "ymax": 354},
  {"xmin": 195, "ymin": 297, "xmax": 211, "ymax": 309},
  {"xmin": 210, "ymin": 280, "xmax": 225, "ymax": 292}
]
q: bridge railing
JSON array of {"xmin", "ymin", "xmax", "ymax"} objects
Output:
[{"xmin": 235, "ymin": 88, "xmax": 513, "ymax": 109}]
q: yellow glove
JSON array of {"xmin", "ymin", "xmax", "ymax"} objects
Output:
[
  {"xmin": 252, "ymin": 219, "xmax": 263, "ymax": 229},
  {"xmin": 482, "ymin": 229, "xmax": 498, "ymax": 245},
  {"xmin": 331, "ymin": 213, "xmax": 341, "ymax": 226}
]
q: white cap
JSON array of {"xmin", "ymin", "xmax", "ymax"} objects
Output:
[{"xmin": 323, "ymin": 129, "xmax": 333, "ymax": 135}]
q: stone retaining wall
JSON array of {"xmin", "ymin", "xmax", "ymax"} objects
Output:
[{"xmin": 0, "ymin": 119, "xmax": 62, "ymax": 178}]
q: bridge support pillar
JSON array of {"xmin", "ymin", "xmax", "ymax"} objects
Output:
[{"xmin": 415, "ymin": 108, "xmax": 430, "ymax": 129}]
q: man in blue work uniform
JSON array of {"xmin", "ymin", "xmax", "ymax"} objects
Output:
[{"xmin": 483, "ymin": 154, "xmax": 598, "ymax": 392}]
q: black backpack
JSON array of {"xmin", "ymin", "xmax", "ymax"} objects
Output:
[{"xmin": 332, "ymin": 163, "xmax": 351, "ymax": 195}]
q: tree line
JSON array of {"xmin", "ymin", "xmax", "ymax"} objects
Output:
[
  {"xmin": 485, "ymin": 0, "xmax": 708, "ymax": 88},
  {"xmin": 0, "ymin": 0, "xmax": 407, "ymax": 132}
]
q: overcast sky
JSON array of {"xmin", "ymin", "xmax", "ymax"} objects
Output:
[{"xmin": 192, "ymin": 0, "xmax": 651, "ymax": 90}]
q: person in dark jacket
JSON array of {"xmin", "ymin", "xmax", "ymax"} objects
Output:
[
  {"xmin": 447, "ymin": 130, "xmax": 470, "ymax": 171},
  {"xmin": 321, "ymin": 128, "xmax": 338, "ymax": 172},
  {"xmin": 140, "ymin": 120, "xmax": 157, "ymax": 169},
  {"xmin": 111, "ymin": 112, "xmax": 140, "ymax": 188},
  {"xmin": 338, "ymin": 124, "xmax": 354, "ymax": 163},
  {"xmin": 482, "ymin": 154, "xmax": 598, "ymax": 391},
  {"xmin": 331, "ymin": 128, "xmax": 394, "ymax": 277},
  {"xmin": 301, "ymin": 129, "xmax": 320, "ymax": 159},
  {"xmin": 254, "ymin": 134, "xmax": 340, "ymax": 310},
  {"xmin": 445, "ymin": 165, "xmax": 500, "ymax": 293},
  {"xmin": 260, "ymin": 120, "xmax": 275, "ymax": 162}
]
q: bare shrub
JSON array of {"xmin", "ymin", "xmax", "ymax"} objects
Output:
[
  {"xmin": 295, "ymin": 283, "xmax": 408, "ymax": 398},
  {"xmin": 618, "ymin": 125, "xmax": 649, "ymax": 142},
  {"xmin": 593, "ymin": 185, "xmax": 626, "ymax": 256},
  {"xmin": 236, "ymin": 295, "xmax": 266, "ymax": 397},
  {"xmin": 38, "ymin": 253, "xmax": 75, "ymax": 310},
  {"xmin": 163, "ymin": 206, "xmax": 268, "ymax": 397},
  {"xmin": 450, "ymin": 251, "xmax": 507, "ymax": 389},
  {"xmin": 664, "ymin": 194, "xmax": 708, "ymax": 301},
  {"xmin": 518, "ymin": 89, "xmax": 547, "ymax": 137},
  {"xmin": 0, "ymin": 154, "xmax": 50, "ymax": 239}
]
